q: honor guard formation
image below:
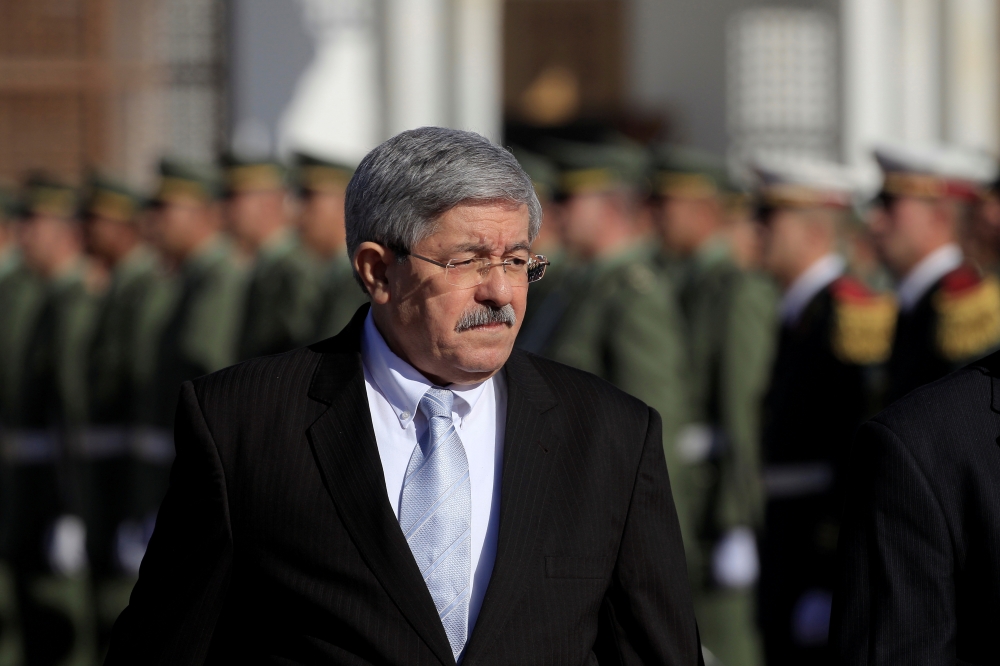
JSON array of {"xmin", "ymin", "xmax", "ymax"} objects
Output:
[{"xmin": 1, "ymin": 135, "xmax": 1000, "ymax": 665}]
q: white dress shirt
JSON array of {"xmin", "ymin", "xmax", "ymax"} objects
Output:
[
  {"xmin": 780, "ymin": 254, "xmax": 846, "ymax": 325},
  {"xmin": 360, "ymin": 311, "xmax": 505, "ymax": 634},
  {"xmin": 896, "ymin": 243, "xmax": 963, "ymax": 312}
]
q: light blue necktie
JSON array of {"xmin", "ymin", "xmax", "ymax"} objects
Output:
[{"xmin": 399, "ymin": 387, "xmax": 471, "ymax": 660}]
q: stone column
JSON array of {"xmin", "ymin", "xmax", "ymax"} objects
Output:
[
  {"xmin": 945, "ymin": 0, "xmax": 999, "ymax": 151},
  {"xmin": 453, "ymin": 0, "xmax": 503, "ymax": 141},
  {"xmin": 385, "ymin": 0, "xmax": 449, "ymax": 134},
  {"xmin": 278, "ymin": 0, "xmax": 382, "ymax": 164}
]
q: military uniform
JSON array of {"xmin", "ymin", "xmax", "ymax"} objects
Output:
[
  {"xmin": 79, "ymin": 179, "xmax": 169, "ymax": 651},
  {"xmin": 293, "ymin": 154, "xmax": 368, "ymax": 340},
  {"xmin": 752, "ymin": 159, "xmax": 896, "ymax": 665},
  {"xmin": 135, "ymin": 162, "xmax": 247, "ymax": 547},
  {"xmin": 872, "ymin": 145, "xmax": 1000, "ymax": 405},
  {"xmin": 536, "ymin": 139, "xmax": 690, "ymax": 508},
  {"xmin": 509, "ymin": 147, "xmax": 570, "ymax": 345},
  {"xmin": 543, "ymin": 244, "xmax": 690, "ymax": 462},
  {"xmin": 1, "ymin": 178, "xmax": 100, "ymax": 666},
  {"xmin": 652, "ymin": 150, "xmax": 777, "ymax": 666},
  {"xmin": 225, "ymin": 159, "xmax": 321, "ymax": 359},
  {"xmin": 0, "ymin": 187, "xmax": 32, "ymax": 666}
]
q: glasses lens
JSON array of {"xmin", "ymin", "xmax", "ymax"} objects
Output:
[
  {"xmin": 446, "ymin": 258, "xmax": 488, "ymax": 288},
  {"xmin": 526, "ymin": 256, "xmax": 547, "ymax": 283}
]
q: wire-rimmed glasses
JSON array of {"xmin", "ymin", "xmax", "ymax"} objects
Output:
[{"xmin": 410, "ymin": 253, "xmax": 550, "ymax": 289}]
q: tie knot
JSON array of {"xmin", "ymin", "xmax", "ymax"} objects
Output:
[{"xmin": 419, "ymin": 387, "xmax": 454, "ymax": 421}]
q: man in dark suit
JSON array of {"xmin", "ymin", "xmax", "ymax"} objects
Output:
[
  {"xmin": 105, "ymin": 127, "xmax": 701, "ymax": 665},
  {"xmin": 831, "ymin": 349, "xmax": 1000, "ymax": 665}
]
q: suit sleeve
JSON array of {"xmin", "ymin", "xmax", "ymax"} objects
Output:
[
  {"xmin": 830, "ymin": 420, "xmax": 956, "ymax": 665},
  {"xmin": 599, "ymin": 407, "xmax": 703, "ymax": 666},
  {"xmin": 105, "ymin": 381, "xmax": 233, "ymax": 666}
]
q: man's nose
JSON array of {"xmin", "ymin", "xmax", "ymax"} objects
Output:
[{"xmin": 475, "ymin": 263, "xmax": 514, "ymax": 305}]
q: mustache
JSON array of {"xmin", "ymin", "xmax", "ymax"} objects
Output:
[{"xmin": 454, "ymin": 303, "xmax": 517, "ymax": 332}]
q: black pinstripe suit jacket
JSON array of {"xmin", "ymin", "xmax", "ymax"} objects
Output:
[
  {"xmin": 831, "ymin": 351, "xmax": 1000, "ymax": 665},
  {"xmin": 104, "ymin": 306, "xmax": 701, "ymax": 665}
]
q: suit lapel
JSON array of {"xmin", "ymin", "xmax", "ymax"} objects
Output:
[
  {"xmin": 462, "ymin": 350, "xmax": 559, "ymax": 662},
  {"xmin": 306, "ymin": 306, "xmax": 455, "ymax": 666}
]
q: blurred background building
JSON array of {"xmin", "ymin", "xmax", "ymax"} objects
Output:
[{"xmin": 1, "ymin": 0, "xmax": 997, "ymax": 184}]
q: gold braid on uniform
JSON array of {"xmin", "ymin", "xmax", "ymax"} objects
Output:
[
  {"xmin": 830, "ymin": 277, "xmax": 897, "ymax": 365},
  {"xmin": 934, "ymin": 268, "xmax": 1000, "ymax": 361}
]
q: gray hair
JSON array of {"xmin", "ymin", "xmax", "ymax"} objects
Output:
[{"xmin": 345, "ymin": 127, "xmax": 542, "ymax": 274}]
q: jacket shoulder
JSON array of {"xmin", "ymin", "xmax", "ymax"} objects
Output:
[
  {"xmin": 873, "ymin": 354, "xmax": 998, "ymax": 447},
  {"xmin": 514, "ymin": 350, "xmax": 651, "ymax": 418},
  {"xmin": 190, "ymin": 346, "xmax": 322, "ymax": 411},
  {"xmin": 829, "ymin": 276, "xmax": 897, "ymax": 365}
]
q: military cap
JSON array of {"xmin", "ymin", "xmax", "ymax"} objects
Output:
[
  {"xmin": 543, "ymin": 137, "xmax": 652, "ymax": 198},
  {"xmin": 154, "ymin": 158, "xmax": 222, "ymax": 205},
  {"xmin": 651, "ymin": 146, "xmax": 738, "ymax": 199},
  {"xmin": 293, "ymin": 152, "xmax": 354, "ymax": 195},
  {"xmin": 221, "ymin": 153, "xmax": 287, "ymax": 195},
  {"xmin": 511, "ymin": 146, "xmax": 559, "ymax": 202},
  {"xmin": 751, "ymin": 155, "xmax": 861, "ymax": 210},
  {"xmin": 19, "ymin": 172, "xmax": 79, "ymax": 219},
  {"xmin": 874, "ymin": 142, "xmax": 997, "ymax": 201},
  {"xmin": 83, "ymin": 174, "xmax": 144, "ymax": 224}
]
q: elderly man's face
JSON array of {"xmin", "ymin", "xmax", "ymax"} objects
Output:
[{"xmin": 364, "ymin": 202, "xmax": 531, "ymax": 386}]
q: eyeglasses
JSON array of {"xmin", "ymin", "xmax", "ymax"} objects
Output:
[{"xmin": 410, "ymin": 253, "xmax": 550, "ymax": 289}]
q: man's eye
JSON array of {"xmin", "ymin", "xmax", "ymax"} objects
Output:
[
  {"xmin": 451, "ymin": 258, "xmax": 477, "ymax": 268},
  {"xmin": 507, "ymin": 257, "xmax": 528, "ymax": 267}
]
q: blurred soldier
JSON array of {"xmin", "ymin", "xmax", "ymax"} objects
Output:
[
  {"xmin": 294, "ymin": 152, "xmax": 367, "ymax": 338},
  {"xmin": 224, "ymin": 156, "xmax": 320, "ymax": 359},
  {"xmin": 4, "ymin": 175, "xmax": 100, "ymax": 665},
  {"xmin": 510, "ymin": 147, "xmax": 568, "ymax": 345},
  {"xmin": 0, "ymin": 185, "xmax": 30, "ymax": 665},
  {"xmin": 80, "ymin": 177, "xmax": 165, "ymax": 652},
  {"xmin": 871, "ymin": 143, "xmax": 1000, "ymax": 405},
  {"xmin": 651, "ymin": 147, "xmax": 778, "ymax": 666},
  {"xmin": 753, "ymin": 158, "xmax": 895, "ymax": 665},
  {"xmin": 538, "ymin": 138, "xmax": 690, "ymax": 517},
  {"xmin": 138, "ymin": 160, "xmax": 246, "ymax": 537}
]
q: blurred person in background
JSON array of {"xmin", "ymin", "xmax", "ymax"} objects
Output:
[
  {"xmin": 535, "ymin": 136, "xmax": 691, "ymax": 563},
  {"xmin": 4, "ymin": 175, "xmax": 100, "ymax": 666},
  {"xmin": 651, "ymin": 147, "xmax": 778, "ymax": 666},
  {"xmin": 871, "ymin": 144, "xmax": 1000, "ymax": 405},
  {"xmin": 753, "ymin": 158, "xmax": 895, "ymax": 665},
  {"xmin": 294, "ymin": 152, "xmax": 368, "ymax": 339},
  {"xmin": 0, "ymin": 185, "xmax": 32, "ymax": 664},
  {"xmin": 137, "ymin": 160, "xmax": 246, "ymax": 552},
  {"xmin": 538, "ymin": 139, "xmax": 689, "ymax": 453},
  {"xmin": 79, "ymin": 177, "xmax": 168, "ymax": 655},
  {"xmin": 224, "ymin": 156, "xmax": 321, "ymax": 360},
  {"xmin": 511, "ymin": 147, "xmax": 568, "ymax": 351}
]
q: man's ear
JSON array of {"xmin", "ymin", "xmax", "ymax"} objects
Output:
[{"xmin": 354, "ymin": 242, "xmax": 393, "ymax": 304}]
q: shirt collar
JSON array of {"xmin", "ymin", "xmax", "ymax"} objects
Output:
[
  {"xmin": 896, "ymin": 243, "xmax": 963, "ymax": 312},
  {"xmin": 780, "ymin": 253, "xmax": 845, "ymax": 325},
  {"xmin": 360, "ymin": 310, "xmax": 490, "ymax": 429}
]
